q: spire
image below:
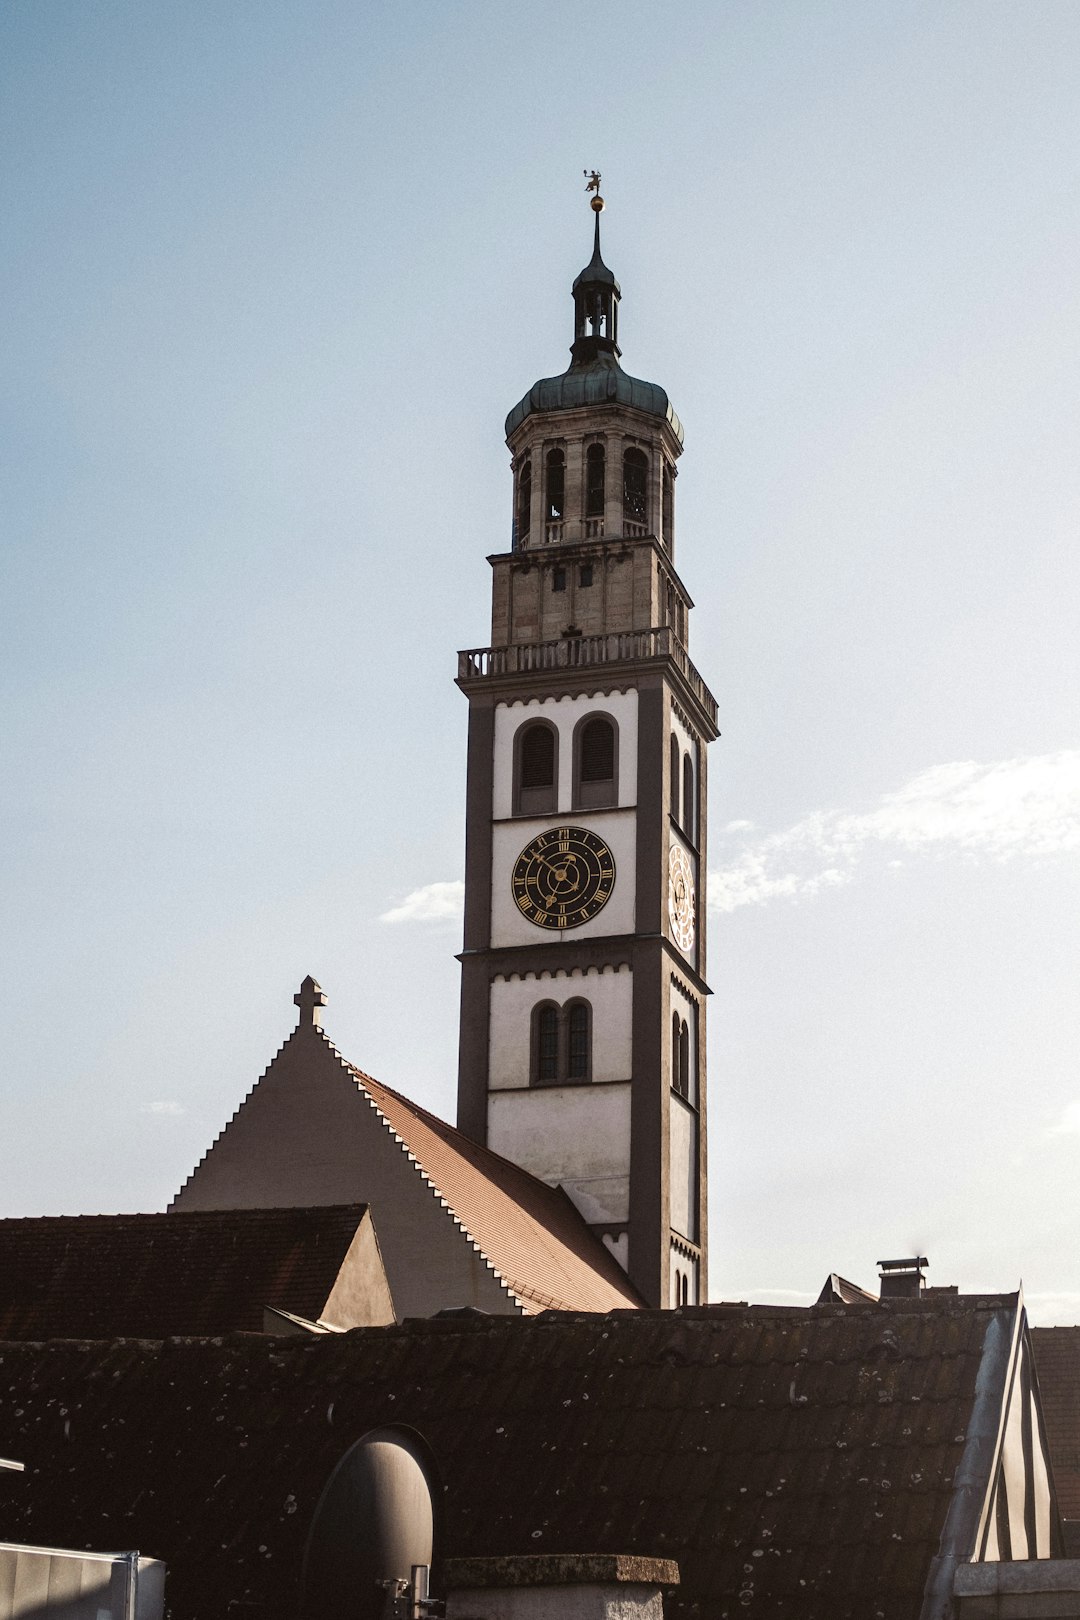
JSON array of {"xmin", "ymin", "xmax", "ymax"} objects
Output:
[{"xmin": 571, "ymin": 172, "xmax": 621, "ymax": 364}]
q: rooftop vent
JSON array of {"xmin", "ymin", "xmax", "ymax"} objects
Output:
[{"xmin": 877, "ymin": 1256, "xmax": 929, "ymax": 1299}]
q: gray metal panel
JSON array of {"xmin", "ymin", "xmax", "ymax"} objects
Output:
[{"xmin": 0, "ymin": 1546, "xmax": 164, "ymax": 1620}]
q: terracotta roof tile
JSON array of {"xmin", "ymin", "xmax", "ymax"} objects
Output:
[
  {"xmin": 0, "ymin": 1206, "xmax": 367, "ymax": 1339},
  {"xmin": 339, "ymin": 1052, "xmax": 642, "ymax": 1314}
]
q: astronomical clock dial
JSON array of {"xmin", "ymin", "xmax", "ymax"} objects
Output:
[
  {"xmin": 512, "ymin": 826, "xmax": 616, "ymax": 931},
  {"xmin": 668, "ymin": 841, "xmax": 696, "ymax": 954}
]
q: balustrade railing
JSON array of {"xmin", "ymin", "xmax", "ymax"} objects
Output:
[{"xmin": 457, "ymin": 627, "xmax": 717, "ymax": 724}]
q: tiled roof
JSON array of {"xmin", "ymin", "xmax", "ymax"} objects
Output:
[
  {"xmin": 0, "ymin": 1206, "xmax": 368, "ymax": 1339},
  {"xmin": 0, "ymin": 1296, "xmax": 1017, "ymax": 1619},
  {"xmin": 341, "ymin": 1054, "xmax": 642, "ymax": 1314},
  {"xmin": 1033, "ymin": 1326, "xmax": 1080, "ymax": 1519}
]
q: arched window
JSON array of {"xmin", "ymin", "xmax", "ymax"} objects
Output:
[
  {"xmin": 681, "ymin": 1271, "xmax": 690, "ymax": 1306},
  {"xmin": 623, "ymin": 447, "xmax": 648, "ymax": 527},
  {"xmin": 516, "ymin": 721, "xmax": 557, "ymax": 816},
  {"xmin": 682, "ymin": 751, "xmax": 695, "ymax": 844},
  {"xmin": 533, "ymin": 1003, "xmax": 559, "ymax": 1084},
  {"xmin": 671, "ymin": 1011, "xmax": 681, "ymax": 1093},
  {"xmin": 662, "ymin": 463, "xmax": 674, "ymax": 550},
  {"xmin": 516, "ymin": 456, "xmax": 532, "ymax": 546},
  {"xmin": 531, "ymin": 999, "xmax": 592, "ymax": 1086},
  {"xmin": 678, "ymin": 1019, "xmax": 690, "ymax": 1099},
  {"xmin": 546, "ymin": 448, "xmax": 565, "ymax": 523},
  {"xmin": 585, "ymin": 442, "xmax": 605, "ymax": 518},
  {"xmin": 670, "ymin": 734, "xmax": 681, "ymax": 825},
  {"xmin": 574, "ymin": 714, "xmax": 617, "ymax": 809},
  {"xmin": 566, "ymin": 1001, "xmax": 591, "ymax": 1081}
]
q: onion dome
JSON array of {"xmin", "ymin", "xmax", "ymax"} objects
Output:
[{"xmin": 505, "ymin": 187, "xmax": 683, "ymax": 446}]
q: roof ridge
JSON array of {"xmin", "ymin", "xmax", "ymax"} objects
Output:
[{"xmin": 317, "ymin": 1034, "xmax": 526, "ymax": 1313}]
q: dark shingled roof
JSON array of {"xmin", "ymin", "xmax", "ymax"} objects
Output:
[
  {"xmin": 0, "ymin": 1206, "xmax": 369, "ymax": 1339},
  {"xmin": 0, "ymin": 1296, "xmax": 1020, "ymax": 1620},
  {"xmin": 1033, "ymin": 1326, "xmax": 1080, "ymax": 1520}
]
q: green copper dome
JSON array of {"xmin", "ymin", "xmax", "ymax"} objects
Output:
[
  {"xmin": 505, "ymin": 352, "xmax": 683, "ymax": 444},
  {"xmin": 505, "ymin": 206, "xmax": 683, "ymax": 446}
]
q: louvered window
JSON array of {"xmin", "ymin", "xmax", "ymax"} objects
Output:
[
  {"xmin": 575, "ymin": 715, "xmax": 616, "ymax": 809},
  {"xmin": 682, "ymin": 752, "xmax": 695, "ymax": 844},
  {"xmin": 670, "ymin": 734, "xmax": 681, "ymax": 825},
  {"xmin": 521, "ymin": 725, "xmax": 554, "ymax": 789},
  {"xmin": 517, "ymin": 722, "xmax": 557, "ymax": 815},
  {"xmin": 580, "ymin": 719, "xmax": 614, "ymax": 782}
]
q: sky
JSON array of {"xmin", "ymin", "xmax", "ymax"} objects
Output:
[{"xmin": 3, "ymin": 1, "xmax": 1080, "ymax": 1321}]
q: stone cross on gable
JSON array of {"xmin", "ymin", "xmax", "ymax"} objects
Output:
[{"xmin": 294, "ymin": 975, "xmax": 327, "ymax": 1030}]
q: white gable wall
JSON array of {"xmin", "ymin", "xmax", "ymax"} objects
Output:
[{"xmin": 170, "ymin": 1030, "xmax": 520, "ymax": 1320}]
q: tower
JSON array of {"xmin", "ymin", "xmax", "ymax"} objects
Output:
[{"xmin": 455, "ymin": 184, "xmax": 718, "ymax": 1309}]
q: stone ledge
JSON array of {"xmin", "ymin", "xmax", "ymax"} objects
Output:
[
  {"xmin": 955, "ymin": 1558, "xmax": 1080, "ymax": 1594},
  {"xmin": 444, "ymin": 1556, "xmax": 679, "ymax": 1590}
]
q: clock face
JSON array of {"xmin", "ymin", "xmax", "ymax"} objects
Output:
[
  {"xmin": 668, "ymin": 841, "xmax": 696, "ymax": 953},
  {"xmin": 512, "ymin": 826, "xmax": 616, "ymax": 931}
]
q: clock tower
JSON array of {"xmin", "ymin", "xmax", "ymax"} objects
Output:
[{"xmin": 455, "ymin": 183, "xmax": 718, "ymax": 1309}]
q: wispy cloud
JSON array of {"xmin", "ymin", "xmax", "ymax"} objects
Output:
[
  {"xmin": 711, "ymin": 751, "xmax": 1080, "ymax": 914},
  {"xmin": 380, "ymin": 880, "xmax": 465, "ymax": 925},
  {"xmin": 141, "ymin": 1099, "xmax": 185, "ymax": 1117},
  {"xmin": 1049, "ymin": 1100, "xmax": 1080, "ymax": 1137}
]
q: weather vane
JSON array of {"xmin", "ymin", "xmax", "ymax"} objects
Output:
[{"xmin": 584, "ymin": 170, "xmax": 605, "ymax": 212}]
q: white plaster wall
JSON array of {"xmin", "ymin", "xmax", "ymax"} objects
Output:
[
  {"xmin": 489, "ymin": 964, "xmax": 632, "ymax": 1089},
  {"xmin": 491, "ymin": 809, "xmax": 636, "ymax": 948},
  {"xmin": 669, "ymin": 976, "xmax": 699, "ymax": 1105},
  {"xmin": 602, "ymin": 1231, "xmax": 629, "ymax": 1271},
  {"xmin": 488, "ymin": 1082, "xmax": 631, "ymax": 1225},
  {"xmin": 492, "ymin": 689, "xmax": 639, "ymax": 820},
  {"xmin": 669, "ymin": 1092, "xmax": 698, "ymax": 1243},
  {"xmin": 669, "ymin": 1245, "xmax": 700, "ymax": 1308}
]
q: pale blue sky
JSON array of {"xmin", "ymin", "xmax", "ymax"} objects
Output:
[{"xmin": 3, "ymin": 2, "xmax": 1080, "ymax": 1318}]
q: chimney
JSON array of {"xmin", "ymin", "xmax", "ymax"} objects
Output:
[{"xmin": 877, "ymin": 1256, "xmax": 928, "ymax": 1299}]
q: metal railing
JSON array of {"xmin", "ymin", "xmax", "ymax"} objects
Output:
[{"xmin": 457, "ymin": 627, "xmax": 717, "ymax": 724}]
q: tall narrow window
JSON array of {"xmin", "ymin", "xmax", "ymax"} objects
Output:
[
  {"xmin": 681, "ymin": 1271, "xmax": 690, "ymax": 1306},
  {"xmin": 516, "ymin": 721, "xmax": 557, "ymax": 815},
  {"xmin": 678, "ymin": 1019, "xmax": 690, "ymax": 1099},
  {"xmin": 546, "ymin": 448, "xmax": 565, "ymax": 522},
  {"xmin": 585, "ymin": 443, "xmax": 605, "ymax": 517},
  {"xmin": 623, "ymin": 448, "xmax": 648, "ymax": 526},
  {"xmin": 662, "ymin": 463, "xmax": 674, "ymax": 550},
  {"xmin": 670, "ymin": 734, "xmax": 681, "ymax": 825},
  {"xmin": 567, "ymin": 1002, "xmax": 590, "ymax": 1081},
  {"xmin": 671, "ymin": 1012, "xmax": 681, "ymax": 1094},
  {"xmin": 682, "ymin": 752, "xmax": 695, "ymax": 844},
  {"xmin": 516, "ymin": 456, "xmax": 532, "ymax": 545},
  {"xmin": 535, "ymin": 1005, "xmax": 559, "ymax": 1084},
  {"xmin": 574, "ymin": 714, "xmax": 617, "ymax": 809}
]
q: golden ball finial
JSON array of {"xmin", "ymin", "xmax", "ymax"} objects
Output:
[{"xmin": 590, "ymin": 193, "xmax": 605, "ymax": 213}]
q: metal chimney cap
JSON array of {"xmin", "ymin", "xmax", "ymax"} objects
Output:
[{"xmin": 877, "ymin": 1257, "xmax": 929, "ymax": 1272}]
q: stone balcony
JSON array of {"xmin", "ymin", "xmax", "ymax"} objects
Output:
[{"xmin": 456, "ymin": 626, "xmax": 718, "ymax": 729}]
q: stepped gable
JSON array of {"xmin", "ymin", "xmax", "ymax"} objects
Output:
[
  {"xmin": 343, "ymin": 1057, "xmax": 642, "ymax": 1314},
  {"xmin": 0, "ymin": 1295, "xmax": 1026, "ymax": 1619},
  {"xmin": 0, "ymin": 1205, "xmax": 370, "ymax": 1339}
]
